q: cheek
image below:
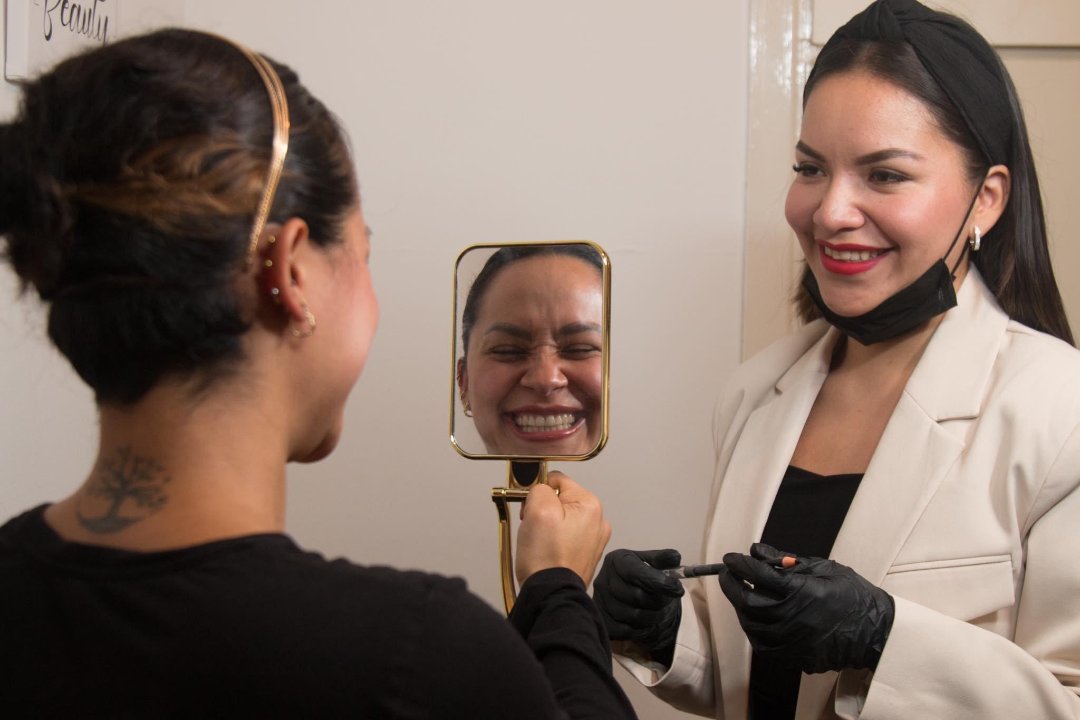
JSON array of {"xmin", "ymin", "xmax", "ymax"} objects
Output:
[
  {"xmin": 360, "ymin": 271, "xmax": 378, "ymax": 321},
  {"xmin": 785, "ymin": 187, "xmax": 821, "ymax": 263},
  {"xmin": 469, "ymin": 362, "xmax": 517, "ymax": 405},
  {"xmin": 349, "ymin": 275, "xmax": 378, "ymax": 353},
  {"xmin": 784, "ymin": 183, "xmax": 815, "ymax": 234},
  {"xmin": 570, "ymin": 360, "xmax": 604, "ymax": 405}
]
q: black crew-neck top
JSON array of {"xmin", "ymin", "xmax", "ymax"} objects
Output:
[
  {"xmin": 747, "ymin": 465, "xmax": 864, "ymax": 720},
  {"xmin": 0, "ymin": 504, "xmax": 636, "ymax": 719}
]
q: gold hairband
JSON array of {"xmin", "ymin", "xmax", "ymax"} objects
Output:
[{"xmin": 216, "ymin": 35, "xmax": 291, "ymax": 268}]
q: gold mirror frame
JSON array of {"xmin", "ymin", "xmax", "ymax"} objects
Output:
[{"xmin": 449, "ymin": 240, "xmax": 612, "ymax": 613}]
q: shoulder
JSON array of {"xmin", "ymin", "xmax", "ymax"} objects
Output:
[
  {"xmin": 988, "ymin": 322, "xmax": 1080, "ymax": 422},
  {"xmin": 999, "ymin": 320, "xmax": 1080, "ymax": 376},
  {"xmin": 255, "ymin": 542, "xmax": 484, "ymax": 617},
  {"xmin": 961, "ymin": 269, "xmax": 1080, "ymax": 404},
  {"xmin": 983, "ymin": 323, "xmax": 1080, "ymax": 512},
  {"xmin": 736, "ymin": 319, "xmax": 830, "ymax": 388},
  {"xmin": 712, "ymin": 319, "xmax": 829, "ymax": 432},
  {"xmin": 236, "ymin": 545, "xmax": 546, "ymax": 708}
]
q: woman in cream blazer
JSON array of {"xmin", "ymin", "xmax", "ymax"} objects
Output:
[
  {"xmin": 599, "ymin": 1, "xmax": 1080, "ymax": 717},
  {"xmin": 620, "ymin": 267, "xmax": 1080, "ymax": 718}
]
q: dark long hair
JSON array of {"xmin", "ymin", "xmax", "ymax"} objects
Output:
[
  {"xmin": 794, "ymin": 38, "xmax": 1074, "ymax": 346},
  {"xmin": 0, "ymin": 29, "xmax": 359, "ymax": 403}
]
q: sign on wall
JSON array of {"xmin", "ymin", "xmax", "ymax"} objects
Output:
[{"xmin": 5, "ymin": 0, "xmax": 184, "ymax": 81}]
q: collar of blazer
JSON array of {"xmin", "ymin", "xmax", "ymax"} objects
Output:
[{"xmin": 774, "ymin": 265, "xmax": 1009, "ymax": 423}]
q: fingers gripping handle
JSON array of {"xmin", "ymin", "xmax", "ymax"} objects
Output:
[{"xmin": 492, "ymin": 460, "xmax": 549, "ymax": 615}]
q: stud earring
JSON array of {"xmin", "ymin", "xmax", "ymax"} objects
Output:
[
  {"xmin": 969, "ymin": 225, "xmax": 982, "ymax": 252},
  {"xmin": 291, "ymin": 302, "xmax": 317, "ymax": 338},
  {"xmin": 262, "ymin": 236, "xmax": 278, "ymax": 270},
  {"xmin": 269, "ymin": 287, "xmax": 281, "ymax": 304},
  {"xmin": 463, "ymin": 400, "xmax": 473, "ymax": 418}
]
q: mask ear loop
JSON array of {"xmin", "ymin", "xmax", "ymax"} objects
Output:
[{"xmin": 945, "ymin": 181, "xmax": 986, "ymax": 279}]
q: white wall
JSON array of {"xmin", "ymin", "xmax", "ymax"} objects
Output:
[{"xmin": 1, "ymin": 3, "xmax": 748, "ymax": 717}]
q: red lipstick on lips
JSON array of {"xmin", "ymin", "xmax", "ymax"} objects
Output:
[{"xmin": 818, "ymin": 242, "xmax": 889, "ymax": 276}]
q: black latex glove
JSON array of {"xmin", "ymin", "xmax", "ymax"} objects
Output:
[
  {"xmin": 717, "ymin": 543, "xmax": 894, "ymax": 674},
  {"xmin": 593, "ymin": 548, "xmax": 685, "ymax": 666}
]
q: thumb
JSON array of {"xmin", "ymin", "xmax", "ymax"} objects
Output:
[
  {"xmin": 521, "ymin": 481, "xmax": 560, "ymax": 520},
  {"xmin": 636, "ymin": 548, "xmax": 682, "ymax": 570}
]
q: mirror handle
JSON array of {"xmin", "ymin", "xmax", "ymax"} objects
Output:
[{"xmin": 491, "ymin": 461, "xmax": 548, "ymax": 614}]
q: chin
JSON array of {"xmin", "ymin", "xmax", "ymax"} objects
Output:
[
  {"xmin": 817, "ymin": 288, "xmax": 886, "ymax": 319},
  {"xmin": 293, "ymin": 425, "xmax": 343, "ymax": 464}
]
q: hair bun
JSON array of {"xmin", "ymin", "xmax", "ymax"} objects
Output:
[
  {"xmin": 0, "ymin": 123, "xmax": 23, "ymax": 234},
  {"xmin": 0, "ymin": 121, "xmax": 77, "ymax": 299}
]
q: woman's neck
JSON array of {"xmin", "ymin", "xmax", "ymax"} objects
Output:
[
  {"xmin": 832, "ymin": 311, "xmax": 944, "ymax": 378},
  {"xmin": 45, "ymin": 380, "xmax": 290, "ymax": 551}
]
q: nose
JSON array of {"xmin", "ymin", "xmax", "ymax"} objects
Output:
[
  {"xmin": 812, "ymin": 177, "xmax": 864, "ymax": 234},
  {"xmin": 520, "ymin": 348, "xmax": 568, "ymax": 395}
]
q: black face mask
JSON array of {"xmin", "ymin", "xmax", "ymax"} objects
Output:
[
  {"xmin": 802, "ymin": 258, "xmax": 958, "ymax": 346},
  {"xmin": 802, "ymin": 190, "xmax": 979, "ymax": 346}
]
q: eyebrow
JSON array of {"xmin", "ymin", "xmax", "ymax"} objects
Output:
[
  {"xmin": 795, "ymin": 141, "xmax": 924, "ymax": 165},
  {"xmin": 483, "ymin": 322, "xmax": 603, "ymax": 340}
]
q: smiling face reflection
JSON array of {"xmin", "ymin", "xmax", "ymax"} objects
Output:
[{"xmin": 460, "ymin": 254, "xmax": 603, "ymax": 456}]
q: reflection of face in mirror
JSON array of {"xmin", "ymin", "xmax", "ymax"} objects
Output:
[{"xmin": 457, "ymin": 246, "xmax": 604, "ymax": 456}]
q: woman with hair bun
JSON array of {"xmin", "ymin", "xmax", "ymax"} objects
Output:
[
  {"xmin": 0, "ymin": 29, "xmax": 635, "ymax": 719},
  {"xmin": 595, "ymin": 1, "xmax": 1080, "ymax": 717}
]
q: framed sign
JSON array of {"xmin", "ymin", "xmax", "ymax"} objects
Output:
[{"xmin": 5, "ymin": 0, "xmax": 184, "ymax": 81}]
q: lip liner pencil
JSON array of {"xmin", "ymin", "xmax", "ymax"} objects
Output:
[
  {"xmin": 662, "ymin": 563, "xmax": 726, "ymax": 579},
  {"xmin": 662, "ymin": 555, "xmax": 797, "ymax": 580}
]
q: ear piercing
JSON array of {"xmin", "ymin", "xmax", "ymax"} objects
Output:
[
  {"xmin": 969, "ymin": 225, "xmax": 982, "ymax": 252},
  {"xmin": 292, "ymin": 302, "xmax": 317, "ymax": 338}
]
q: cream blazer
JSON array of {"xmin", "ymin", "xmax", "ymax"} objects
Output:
[{"xmin": 618, "ymin": 269, "xmax": 1080, "ymax": 719}]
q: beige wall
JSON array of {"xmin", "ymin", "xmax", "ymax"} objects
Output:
[{"xmin": 0, "ymin": 3, "xmax": 747, "ymax": 717}]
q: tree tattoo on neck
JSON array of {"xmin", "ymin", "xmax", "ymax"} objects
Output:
[{"xmin": 78, "ymin": 446, "xmax": 171, "ymax": 534}]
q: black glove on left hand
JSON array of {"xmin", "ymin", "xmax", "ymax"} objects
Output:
[
  {"xmin": 592, "ymin": 548, "xmax": 685, "ymax": 667},
  {"xmin": 717, "ymin": 543, "xmax": 894, "ymax": 674}
]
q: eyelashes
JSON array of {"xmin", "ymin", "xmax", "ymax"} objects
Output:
[{"xmin": 791, "ymin": 162, "xmax": 910, "ymax": 185}]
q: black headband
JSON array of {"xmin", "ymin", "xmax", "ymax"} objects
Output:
[{"xmin": 809, "ymin": 0, "xmax": 1011, "ymax": 166}]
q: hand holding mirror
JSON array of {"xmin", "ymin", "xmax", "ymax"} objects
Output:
[{"xmin": 450, "ymin": 241, "xmax": 611, "ymax": 612}]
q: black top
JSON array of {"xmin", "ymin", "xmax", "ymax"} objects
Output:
[
  {"xmin": 748, "ymin": 465, "xmax": 863, "ymax": 720},
  {"xmin": 0, "ymin": 505, "xmax": 637, "ymax": 720}
]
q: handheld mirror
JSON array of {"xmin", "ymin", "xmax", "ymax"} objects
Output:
[{"xmin": 450, "ymin": 241, "xmax": 611, "ymax": 612}]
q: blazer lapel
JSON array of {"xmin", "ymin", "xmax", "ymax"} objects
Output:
[
  {"xmin": 708, "ymin": 328, "xmax": 834, "ymax": 720},
  {"xmin": 830, "ymin": 268, "xmax": 1007, "ymax": 582}
]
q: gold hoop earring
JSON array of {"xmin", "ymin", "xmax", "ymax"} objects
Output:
[{"xmin": 292, "ymin": 302, "xmax": 317, "ymax": 338}]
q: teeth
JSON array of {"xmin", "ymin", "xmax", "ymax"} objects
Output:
[
  {"xmin": 823, "ymin": 246, "xmax": 882, "ymax": 262},
  {"xmin": 514, "ymin": 413, "xmax": 577, "ymax": 432}
]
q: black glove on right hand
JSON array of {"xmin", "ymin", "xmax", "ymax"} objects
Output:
[
  {"xmin": 717, "ymin": 543, "xmax": 894, "ymax": 674},
  {"xmin": 592, "ymin": 548, "xmax": 684, "ymax": 667}
]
